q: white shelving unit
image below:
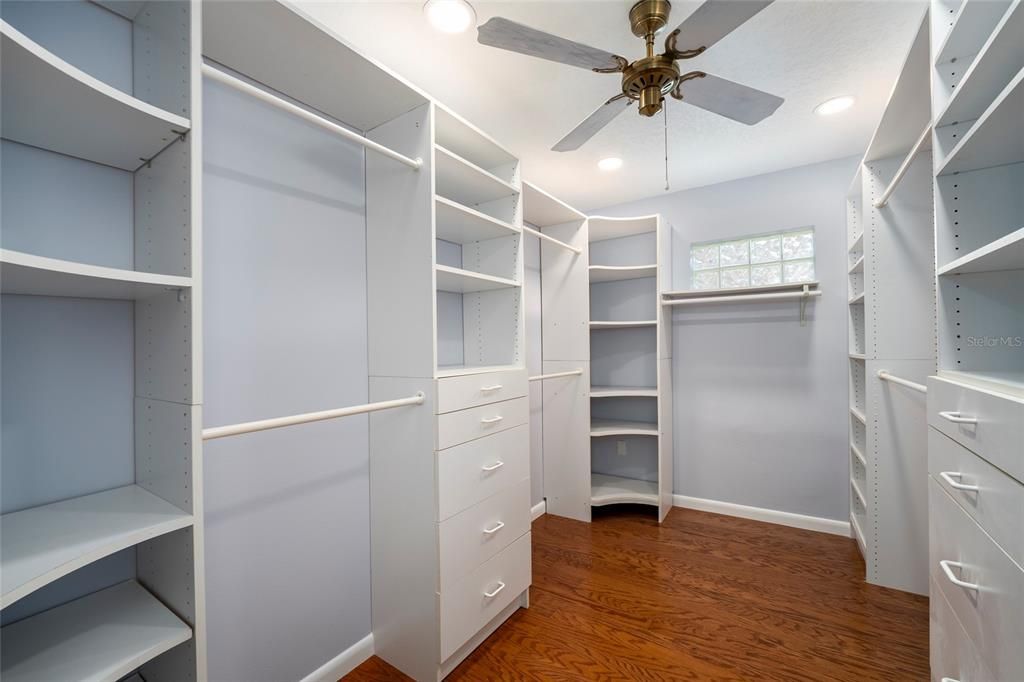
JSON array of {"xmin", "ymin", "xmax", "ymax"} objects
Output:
[
  {"xmin": 590, "ymin": 474, "xmax": 659, "ymax": 507},
  {"xmin": 590, "ymin": 418, "xmax": 660, "ymax": 437},
  {"xmin": 1, "ymin": 1, "xmax": 204, "ymax": 679}
]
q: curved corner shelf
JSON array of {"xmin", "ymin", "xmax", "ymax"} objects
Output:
[
  {"xmin": 848, "ymin": 256, "xmax": 865, "ymax": 274},
  {"xmin": 850, "ymin": 511, "xmax": 867, "ymax": 555},
  {"xmin": 849, "ymin": 232, "xmax": 864, "ymax": 254},
  {"xmin": 848, "ymin": 292, "xmax": 865, "ymax": 305},
  {"xmin": 1, "ymin": 485, "xmax": 193, "ymax": 609},
  {"xmin": 590, "ymin": 474, "xmax": 658, "ymax": 507},
  {"xmin": 850, "ymin": 406, "xmax": 867, "ymax": 425},
  {"xmin": 590, "ymin": 418, "xmax": 658, "ymax": 437},
  {"xmin": 849, "ymin": 353, "xmax": 866, "ymax": 361},
  {"xmin": 589, "ymin": 320, "xmax": 657, "ymax": 329},
  {"xmin": 0, "ymin": 580, "xmax": 191, "ymax": 682},
  {"xmin": 435, "ymin": 264, "xmax": 519, "ymax": 293},
  {"xmin": 0, "ymin": 21, "xmax": 190, "ymax": 171},
  {"xmin": 851, "ymin": 479, "xmax": 868, "ymax": 509},
  {"xmin": 434, "ymin": 196, "xmax": 519, "ymax": 244},
  {"xmin": 851, "ymin": 443, "xmax": 867, "ymax": 468},
  {"xmin": 589, "ymin": 265, "xmax": 657, "ymax": 283},
  {"xmin": 590, "ymin": 386, "xmax": 658, "ymax": 398},
  {"xmin": 588, "ymin": 215, "xmax": 658, "ymax": 242},
  {"xmin": 435, "ymin": 145, "xmax": 518, "ymax": 207}
]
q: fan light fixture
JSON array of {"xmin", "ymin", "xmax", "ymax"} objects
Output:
[
  {"xmin": 424, "ymin": 0, "xmax": 476, "ymax": 34},
  {"xmin": 814, "ymin": 96, "xmax": 855, "ymax": 116},
  {"xmin": 598, "ymin": 157, "xmax": 624, "ymax": 171}
]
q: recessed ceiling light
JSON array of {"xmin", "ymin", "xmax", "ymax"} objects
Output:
[
  {"xmin": 423, "ymin": 0, "xmax": 476, "ymax": 34},
  {"xmin": 598, "ymin": 157, "xmax": 623, "ymax": 171},
  {"xmin": 814, "ymin": 96, "xmax": 855, "ymax": 116}
]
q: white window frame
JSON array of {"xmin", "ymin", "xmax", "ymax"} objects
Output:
[{"xmin": 690, "ymin": 227, "xmax": 816, "ymax": 290}]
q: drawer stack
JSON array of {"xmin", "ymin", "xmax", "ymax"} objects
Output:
[
  {"xmin": 435, "ymin": 368, "xmax": 532, "ymax": 666},
  {"xmin": 927, "ymin": 377, "xmax": 1024, "ymax": 682}
]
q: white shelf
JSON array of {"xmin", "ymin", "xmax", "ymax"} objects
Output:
[
  {"xmin": 849, "ymin": 232, "xmax": 864, "ymax": 254},
  {"xmin": 938, "ymin": 369, "xmax": 1024, "ymax": 399},
  {"xmin": 590, "ymin": 418, "xmax": 658, "ymax": 437},
  {"xmin": 848, "ymin": 256, "xmax": 865, "ymax": 274},
  {"xmin": 590, "ymin": 474, "xmax": 658, "ymax": 507},
  {"xmin": 851, "ymin": 443, "xmax": 867, "ymax": 468},
  {"xmin": 850, "ymin": 406, "xmax": 867, "ymax": 424},
  {"xmin": 435, "ymin": 145, "xmax": 518, "ymax": 207},
  {"xmin": 0, "ymin": 580, "xmax": 191, "ymax": 682},
  {"xmin": 1, "ymin": 485, "xmax": 193, "ymax": 609},
  {"xmin": 435, "ymin": 264, "xmax": 519, "ymax": 293},
  {"xmin": 590, "ymin": 386, "xmax": 658, "ymax": 398},
  {"xmin": 435, "ymin": 363, "xmax": 524, "ymax": 379},
  {"xmin": 0, "ymin": 21, "xmax": 190, "ymax": 171},
  {"xmin": 850, "ymin": 511, "xmax": 867, "ymax": 556},
  {"xmin": 849, "ymin": 292, "xmax": 865, "ymax": 305},
  {"xmin": 434, "ymin": 104, "xmax": 517, "ymax": 174},
  {"xmin": 589, "ymin": 265, "xmax": 657, "ymax": 283},
  {"xmin": 589, "ymin": 320, "xmax": 657, "ymax": 329},
  {"xmin": 0, "ymin": 250, "xmax": 192, "ymax": 300},
  {"xmin": 851, "ymin": 479, "xmax": 868, "ymax": 509},
  {"xmin": 434, "ymin": 196, "xmax": 519, "ymax": 244},
  {"xmin": 937, "ymin": 66, "xmax": 1024, "ymax": 176},
  {"xmin": 850, "ymin": 353, "xmax": 866, "ymax": 360},
  {"xmin": 936, "ymin": 1, "xmax": 1024, "ymax": 128},
  {"xmin": 938, "ymin": 227, "xmax": 1024, "ymax": 275},
  {"xmin": 934, "ymin": 0, "xmax": 1013, "ymax": 66},
  {"xmin": 522, "ymin": 181, "xmax": 585, "ymax": 227},
  {"xmin": 588, "ymin": 215, "xmax": 658, "ymax": 242}
]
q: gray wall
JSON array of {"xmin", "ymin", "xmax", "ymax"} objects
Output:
[
  {"xmin": 588, "ymin": 156, "xmax": 858, "ymax": 522},
  {"xmin": 203, "ymin": 78, "xmax": 370, "ymax": 681}
]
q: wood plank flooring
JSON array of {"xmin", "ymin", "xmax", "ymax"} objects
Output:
[{"xmin": 345, "ymin": 505, "xmax": 929, "ymax": 681}]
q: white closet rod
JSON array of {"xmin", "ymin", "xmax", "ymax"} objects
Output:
[
  {"xmin": 521, "ymin": 225, "xmax": 582, "ymax": 255},
  {"xmin": 529, "ymin": 369, "xmax": 583, "ymax": 382},
  {"xmin": 202, "ymin": 64, "xmax": 423, "ymax": 170},
  {"xmin": 877, "ymin": 370, "xmax": 927, "ymax": 394},
  {"xmin": 873, "ymin": 123, "xmax": 931, "ymax": 208},
  {"xmin": 202, "ymin": 392, "xmax": 425, "ymax": 441},
  {"xmin": 662, "ymin": 290, "xmax": 822, "ymax": 306}
]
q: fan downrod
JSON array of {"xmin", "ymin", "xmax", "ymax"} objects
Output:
[{"xmin": 623, "ymin": 0, "xmax": 677, "ymax": 117}]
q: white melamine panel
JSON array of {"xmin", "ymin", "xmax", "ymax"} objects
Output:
[
  {"xmin": 658, "ymin": 356, "xmax": 673, "ymax": 521},
  {"xmin": 435, "ymin": 196, "xmax": 519, "ymax": 244},
  {"xmin": 438, "ymin": 425, "xmax": 529, "ymax": 521},
  {"xmin": 928, "ymin": 376, "xmax": 1024, "ymax": 483},
  {"xmin": 541, "ymin": 360, "xmax": 591, "ymax": 522},
  {"xmin": 590, "ymin": 418, "xmax": 658, "ymax": 437},
  {"xmin": 436, "ymin": 368, "xmax": 527, "ymax": 414},
  {"xmin": 935, "ymin": 163, "xmax": 1024, "ymax": 267},
  {"xmin": 0, "ymin": 486, "xmax": 191, "ymax": 609},
  {"xmin": 435, "ymin": 146, "xmax": 518, "ymax": 208},
  {"xmin": 539, "ymin": 220, "xmax": 589, "ymax": 362},
  {"xmin": 589, "ymin": 265, "xmax": 657, "ymax": 282},
  {"xmin": 439, "ymin": 478, "xmax": 530, "ymax": 587},
  {"xmin": 0, "ymin": 580, "xmax": 191, "ymax": 682},
  {"xmin": 934, "ymin": 0, "xmax": 1012, "ymax": 67},
  {"xmin": 437, "ymin": 398, "xmax": 528, "ymax": 451},
  {"xmin": 133, "ymin": 135, "xmax": 192, "ymax": 278},
  {"xmin": 135, "ymin": 289, "xmax": 194, "ymax": 404},
  {"xmin": 0, "ymin": 21, "xmax": 189, "ymax": 171},
  {"xmin": 590, "ymin": 474, "xmax": 658, "ymax": 507},
  {"xmin": 930, "ymin": 428, "xmax": 1024, "ymax": 567},
  {"xmin": 434, "ymin": 105, "xmax": 516, "ymax": 178},
  {"xmin": 460, "ymin": 287, "xmax": 523, "ymax": 370},
  {"xmin": 439, "ymin": 532, "xmax": 531, "ymax": 660},
  {"xmin": 588, "ymin": 215, "xmax": 658, "ymax": 242},
  {"xmin": 435, "ymin": 265, "xmax": 519, "ymax": 293},
  {"xmin": 938, "ymin": 226, "xmax": 1024, "ymax": 275},
  {"xmin": 929, "ymin": 479, "xmax": 1024, "ymax": 680},
  {"xmin": 522, "ymin": 182, "xmax": 585, "ymax": 228},
  {"xmin": 131, "ymin": 1, "xmax": 192, "ymax": 120},
  {"xmin": 591, "ymin": 386, "xmax": 658, "ymax": 398},
  {"xmin": 0, "ymin": 249, "xmax": 191, "ymax": 300},
  {"xmin": 936, "ymin": 67, "xmax": 1024, "ymax": 176},
  {"xmin": 590, "ymin": 320, "xmax": 657, "ymax": 329},
  {"xmin": 930, "ymin": 576, "xmax": 996, "ymax": 682}
]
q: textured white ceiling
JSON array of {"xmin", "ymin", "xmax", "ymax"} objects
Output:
[{"xmin": 297, "ymin": 0, "xmax": 926, "ymax": 211}]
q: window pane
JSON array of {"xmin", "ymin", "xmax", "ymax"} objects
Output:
[
  {"xmin": 719, "ymin": 240, "xmax": 749, "ymax": 267},
  {"xmin": 750, "ymin": 263, "xmax": 782, "ymax": 286},
  {"xmin": 692, "ymin": 270, "xmax": 720, "ymax": 290},
  {"xmin": 691, "ymin": 244, "xmax": 719, "ymax": 271},
  {"xmin": 782, "ymin": 230, "xmax": 814, "ymax": 260},
  {"xmin": 783, "ymin": 259, "xmax": 815, "ymax": 283},
  {"xmin": 720, "ymin": 266, "xmax": 750, "ymax": 288},
  {"xmin": 750, "ymin": 235, "xmax": 781, "ymax": 264}
]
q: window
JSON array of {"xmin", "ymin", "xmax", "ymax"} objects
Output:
[{"xmin": 690, "ymin": 228, "xmax": 815, "ymax": 290}]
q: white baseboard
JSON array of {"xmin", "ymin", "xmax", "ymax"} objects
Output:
[
  {"xmin": 531, "ymin": 500, "xmax": 546, "ymax": 521},
  {"xmin": 300, "ymin": 633, "xmax": 374, "ymax": 682},
  {"xmin": 672, "ymin": 494, "xmax": 851, "ymax": 537}
]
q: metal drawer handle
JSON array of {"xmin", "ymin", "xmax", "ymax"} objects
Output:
[
  {"xmin": 481, "ymin": 461, "xmax": 505, "ymax": 472},
  {"xmin": 940, "ymin": 560, "xmax": 979, "ymax": 592},
  {"xmin": 480, "ymin": 415, "xmax": 504, "ymax": 425},
  {"xmin": 483, "ymin": 581, "xmax": 506, "ymax": 599},
  {"xmin": 940, "ymin": 471, "xmax": 980, "ymax": 492},
  {"xmin": 480, "ymin": 384, "xmax": 503, "ymax": 392},
  {"xmin": 939, "ymin": 411, "xmax": 978, "ymax": 425},
  {"xmin": 483, "ymin": 521, "xmax": 505, "ymax": 535}
]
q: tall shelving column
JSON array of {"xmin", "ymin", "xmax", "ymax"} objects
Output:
[{"xmin": 1, "ymin": 1, "xmax": 205, "ymax": 679}]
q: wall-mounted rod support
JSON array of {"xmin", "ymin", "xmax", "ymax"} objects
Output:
[
  {"xmin": 202, "ymin": 63, "xmax": 423, "ymax": 170},
  {"xmin": 521, "ymin": 225, "xmax": 582, "ymax": 254},
  {"xmin": 877, "ymin": 370, "xmax": 927, "ymax": 394},
  {"xmin": 203, "ymin": 392, "xmax": 425, "ymax": 441},
  {"xmin": 873, "ymin": 122, "xmax": 931, "ymax": 208},
  {"xmin": 529, "ymin": 369, "xmax": 583, "ymax": 382}
]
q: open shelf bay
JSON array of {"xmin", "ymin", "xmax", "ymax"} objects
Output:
[{"xmin": 590, "ymin": 474, "xmax": 658, "ymax": 507}]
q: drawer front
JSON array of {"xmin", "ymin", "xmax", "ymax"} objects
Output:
[
  {"xmin": 440, "ymin": 531, "xmax": 531, "ymax": 661},
  {"xmin": 438, "ymin": 425, "xmax": 529, "ymax": 521},
  {"xmin": 930, "ymin": 577, "xmax": 995, "ymax": 682},
  {"xmin": 439, "ymin": 477, "xmax": 530, "ymax": 587},
  {"xmin": 929, "ymin": 478, "xmax": 1024, "ymax": 680},
  {"xmin": 437, "ymin": 397, "xmax": 528, "ymax": 451},
  {"xmin": 928, "ymin": 377, "xmax": 1024, "ymax": 483},
  {"xmin": 437, "ymin": 369, "xmax": 528, "ymax": 414},
  {"xmin": 929, "ymin": 428, "xmax": 1024, "ymax": 568}
]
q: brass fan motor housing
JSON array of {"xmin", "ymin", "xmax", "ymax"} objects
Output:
[
  {"xmin": 621, "ymin": 55, "xmax": 679, "ymax": 116},
  {"xmin": 629, "ymin": 0, "xmax": 672, "ymax": 37}
]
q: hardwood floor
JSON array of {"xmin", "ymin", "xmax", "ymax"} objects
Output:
[{"xmin": 345, "ymin": 506, "xmax": 929, "ymax": 681}]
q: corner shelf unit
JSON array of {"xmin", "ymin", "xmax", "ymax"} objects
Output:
[{"xmin": 0, "ymin": 1, "xmax": 204, "ymax": 679}]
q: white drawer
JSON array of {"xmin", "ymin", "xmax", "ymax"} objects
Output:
[
  {"xmin": 440, "ymin": 531, "xmax": 531, "ymax": 661},
  {"xmin": 930, "ymin": 428, "xmax": 1024, "ymax": 568},
  {"xmin": 929, "ymin": 478, "xmax": 1024, "ymax": 680},
  {"xmin": 930, "ymin": 577, "xmax": 995, "ymax": 682},
  {"xmin": 928, "ymin": 377, "xmax": 1024, "ymax": 484},
  {"xmin": 437, "ymin": 397, "xmax": 528, "ymax": 451},
  {"xmin": 437, "ymin": 425, "xmax": 528, "ymax": 521},
  {"xmin": 436, "ymin": 369, "xmax": 527, "ymax": 414},
  {"xmin": 439, "ymin": 477, "xmax": 530, "ymax": 587}
]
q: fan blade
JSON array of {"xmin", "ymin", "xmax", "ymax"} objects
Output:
[
  {"xmin": 478, "ymin": 17, "xmax": 626, "ymax": 72},
  {"xmin": 675, "ymin": 74, "xmax": 783, "ymax": 125},
  {"xmin": 552, "ymin": 95, "xmax": 631, "ymax": 152},
  {"xmin": 667, "ymin": 0, "xmax": 774, "ymax": 53}
]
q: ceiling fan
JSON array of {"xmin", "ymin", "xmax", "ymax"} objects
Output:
[{"xmin": 477, "ymin": 0, "xmax": 785, "ymax": 152}]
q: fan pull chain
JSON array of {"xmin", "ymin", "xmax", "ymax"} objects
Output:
[{"xmin": 663, "ymin": 104, "xmax": 670, "ymax": 191}]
